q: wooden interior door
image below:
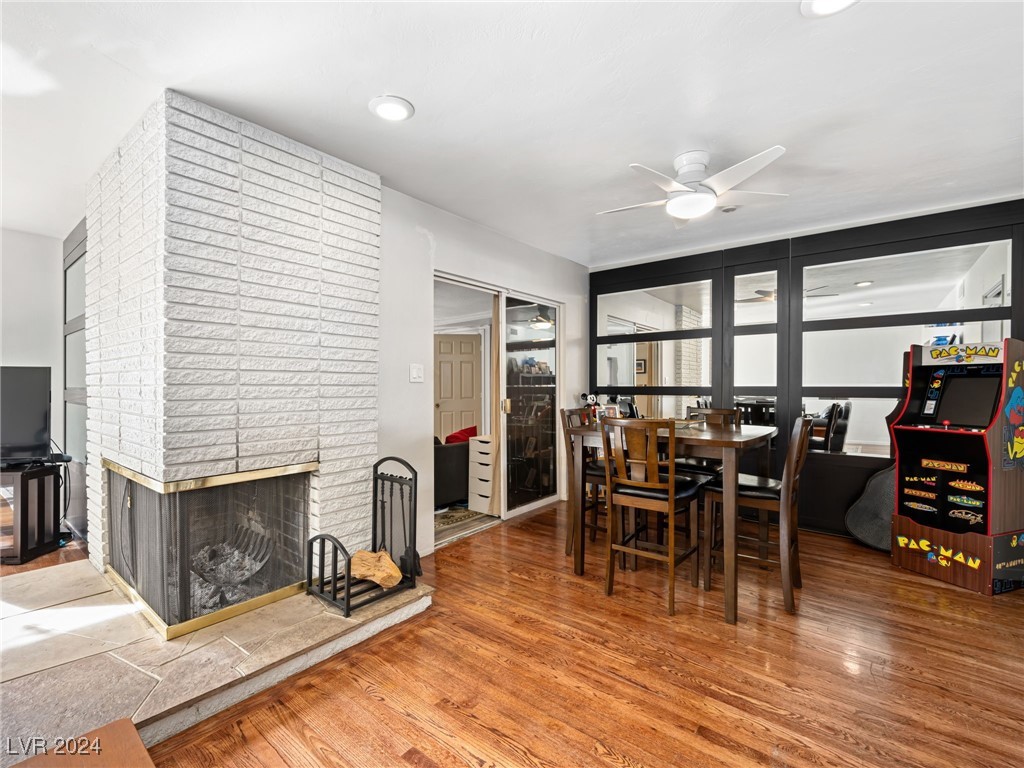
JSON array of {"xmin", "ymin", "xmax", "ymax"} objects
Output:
[
  {"xmin": 635, "ymin": 340, "xmax": 658, "ymax": 417},
  {"xmin": 435, "ymin": 334, "xmax": 482, "ymax": 438}
]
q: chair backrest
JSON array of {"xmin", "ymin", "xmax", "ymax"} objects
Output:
[
  {"xmin": 686, "ymin": 406, "xmax": 742, "ymax": 427},
  {"xmin": 821, "ymin": 402, "xmax": 840, "ymax": 451},
  {"xmin": 600, "ymin": 417, "xmax": 675, "ymax": 500},
  {"xmin": 560, "ymin": 407, "xmax": 594, "ymax": 465},
  {"xmin": 780, "ymin": 417, "xmax": 814, "ymax": 512}
]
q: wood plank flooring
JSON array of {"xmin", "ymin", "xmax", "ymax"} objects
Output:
[{"xmin": 149, "ymin": 503, "xmax": 1024, "ymax": 768}]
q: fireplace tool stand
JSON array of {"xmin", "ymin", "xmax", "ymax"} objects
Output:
[{"xmin": 306, "ymin": 457, "xmax": 419, "ymax": 617}]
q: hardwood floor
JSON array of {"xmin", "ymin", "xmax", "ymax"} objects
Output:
[{"xmin": 149, "ymin": 503, "xmax": 1024, "ymax": 768}]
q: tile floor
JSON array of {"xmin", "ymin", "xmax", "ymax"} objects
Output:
[{"xmin": 0, "ymin": 559, "xmax": 432, "ymax": 767}]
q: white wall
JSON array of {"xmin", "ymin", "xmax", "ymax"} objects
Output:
[
  {"xmin": 0, "ymin": 228, "xmax": 65, "ymax": 448},
  {"xmin": 379, "ymin": 188, "xmax": 589, "ymax": 556}
]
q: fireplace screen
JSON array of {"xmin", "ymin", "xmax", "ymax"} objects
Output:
[{"xmin": 107, "ymin": 469, "xmax": 309, "ymax": 626}]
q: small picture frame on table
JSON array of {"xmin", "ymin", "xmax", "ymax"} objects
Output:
[{"xmin": 603, "ymin": 405, "xmax": 619, "ymax": 419}]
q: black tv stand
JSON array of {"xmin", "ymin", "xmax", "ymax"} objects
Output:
[{"xmin": 1, "ymin": 463, "xmax": 63, "ymax": 564}]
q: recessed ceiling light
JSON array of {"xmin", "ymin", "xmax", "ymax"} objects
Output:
[
  {"xmin": 368, "ymin": 95, "xmax": 415, "ymax": 121},
  {"xmin": 800, "ymin": 0, "xmax": 860, "ymax": 18},
  {"xmin": 859, "ymin": 302, "xmax": 873, "ymax": 306},
  {"xmin": 855, "ymin": 280, "xmax": 873, "ymax": 287}
]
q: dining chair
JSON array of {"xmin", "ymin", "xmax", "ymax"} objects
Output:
[
  {"xmin": 701, "ymin": 416, "xmax": 813, "ymax": 613},
  {"xmin": 808, "ymin": 402, "xmax": 840, "ymax": 452},
  {"xmin": 600, "ymin": 417, "xmax": 706, "ymax": 616},
  {"xmin": 560, "ymin": 407, "xmax": 606, "ymax": 555},
  {"xmin": 675, "ymin": 407, "xmax": 742, "ymax": 477}
]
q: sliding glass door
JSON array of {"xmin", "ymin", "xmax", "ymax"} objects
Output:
[{"xmin": 505, "ymin": 298, "xmax": 558, "ymax": 511}]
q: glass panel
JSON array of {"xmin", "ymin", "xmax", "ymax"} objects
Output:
[
  {"xmin": 734, "ymin": 333, "xmax": 777, "ymax": 387},
  {"xmin": 734, "ymin": 271, "xmax": 778, "ymax": 326},
  {"xmin": 65, "ymin": 329, "xmax": 85, "ymax": 389},
  {"xmin": 803, "ymin": 239, "xmax": 1011, "ymax": 322},
  {"xmin": 65, "ymin": 256, "xmax": 85, "ymax": 321},
  {"xmin": 597, "ymin": 280, "xmax": 712, "ymax": 335},
  {"xmin": 801, "ymin": 397, "xmax": 899, "ymax": 457},
  {"xmin": 506, "ymin": 299, "xmax": 557, "ymax": 510},
  {"xmin": 596, "ymin": 338, "xmax": 712, "ymax": 388},
  {"xmin": 66, "ymin": 402, "xmax": 87, "ymax": 461},
  {"xmin": 803, "ymin": 325, "xmax": 958, "ymax": 387}
]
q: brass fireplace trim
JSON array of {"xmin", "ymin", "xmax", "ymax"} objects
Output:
[
  {"xmin": 101, "ymin": 458, "xmax": 319, "ymax": 495},
  {"xmin": 105, "ymin": 566, "xmax": 305, "ymax": 640}
]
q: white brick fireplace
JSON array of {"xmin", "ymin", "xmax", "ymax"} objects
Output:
[{"xmin": 85, "ymin": 90, "xmax": 380, "ymax": 577}]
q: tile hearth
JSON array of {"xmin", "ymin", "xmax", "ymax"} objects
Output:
[{"xmin": 0, "ymin": 560, "xmax": 432, "ymax": 766}]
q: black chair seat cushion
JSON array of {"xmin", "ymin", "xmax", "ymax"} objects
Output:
[
  {"xmin": 704, "ymin": 472, "xmax": 782, "ymax": 500},
  {"xmin": 612, "ymin": 474, "xmax": 706, "ymax": 503},
  {"xmin": 674, "ymin": 456, "xmax": 724, "ymax": 476}
]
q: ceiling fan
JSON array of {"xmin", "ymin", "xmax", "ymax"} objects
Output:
[
  {"xmin": 597, "ymin": 146, "xmax": 788, "ymax": 225},
  {"xmin": 736, "ymin": 285, "xmax": 840, "ymax": 303}
]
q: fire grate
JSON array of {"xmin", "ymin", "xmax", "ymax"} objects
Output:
[
  {"xmin": 106, "ymin": 463, "xmax": 310, "ymax": 629},
  {"xmin": 307, "ymin": 457, "xmax": 420, "ymax": 617}
]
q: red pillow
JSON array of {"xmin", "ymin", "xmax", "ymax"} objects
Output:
[{"xmin": 444, "ymin": 426, "xmax": 477, "ymax": 444}]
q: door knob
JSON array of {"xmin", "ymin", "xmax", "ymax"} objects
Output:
[{"xmin": 435, "ymin": 403, "xmax": 440, "ymax": 409}]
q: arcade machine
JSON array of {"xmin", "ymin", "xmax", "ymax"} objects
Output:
[{"xmin": 891, "ymin": 339, "xmax": 1024, "ymax": 594}]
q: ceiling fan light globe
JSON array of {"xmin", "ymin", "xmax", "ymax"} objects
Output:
[
  {"xmin": 665, "ymin": 189, "xmax": 716, "ymax": 219},
  {"xmin": 800, "ymin": 0, "xmax": 859, "ymax": 18}
]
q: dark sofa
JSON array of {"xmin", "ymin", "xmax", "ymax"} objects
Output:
[{"xmin": 434, "ymin": 438, "xmax": 469, "ymax": 507}]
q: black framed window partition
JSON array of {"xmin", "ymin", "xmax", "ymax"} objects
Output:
[
  {"xmin": 590, "ymin": 202, "xmax": 1024, "ymax": 530},
  {"xmin": 792, "ymin": 227, "xmax": 1015, "ymax": 458},
  {"xmin": 592, "ymin": 265, "xmax": 722, "ymax": 420}
]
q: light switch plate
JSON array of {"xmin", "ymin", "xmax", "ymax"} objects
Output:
[{"xmin": 409, "ymin": 363, "xmax": 425, "ymax": 383}]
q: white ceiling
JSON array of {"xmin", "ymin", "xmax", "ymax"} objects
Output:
[{"xmin": 2, "ymin": 2, "xmax": 1021, "ymax": 269}]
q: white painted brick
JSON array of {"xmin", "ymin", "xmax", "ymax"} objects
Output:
[
  {"xmin": 163, "ymin": 430, "xmax": 236, "ymax": 450},
  {"xmin": 167, "ymin": 189, "xmax": 239, "ymax": 221},
  {"xmin": 321, "ymin": 153, "xmax": 379, "ymax": 189},
  {"xmin": 168, "ymin": 156, "xmax": 240, "ymax": 192},
  {"xmin": 242, "ymin": 152, "xmax": 319, "ymax": 190},
  {"xmin": 162, "ymin": 460, "xmax": 238, "ymax": 482},
  {"xmin": 167, "ymin": 205, "xmax": 239, "ymax": 236},
  {"xmin": 322, "ymin": 167, "xmax": 380, "ymax": 201},
  {"xmin": 241, "ymin": 136, "xmax": 320, "ymax": 177},
  {"xmin": 323, "ymin": 194, "xmax": 381, "ymax": 225},
  {"xmin": 240, "ymin": 121, "xmax": 321, "ymax": 164},
  {"xmin": 167, "ymin": 221, "xmax": 239, "ymax": 251},
  {"xmin": 165, "ymin": 90, "xmax": 240, "ymax": 132},
  {"xmin": 242, "ymin": 180, "xmax": 320, "ymax": 218},
  {"xmin": 166, "ymin": 107, "xmax": 240, "ymax": 147},
  {"xmin": 168, "ymin": 173, "xmax": 241, "ymax": 206},
  {"xmin": 240, "ymin": 165, "xmax": 320, "ymax": 204},
  {"xmin": 89, "ymin": 89, "xmax": 380, "ymax": 573},
  {"xmin": 168, "ymin": 124, "xmax": 242, "ymax": 163}
]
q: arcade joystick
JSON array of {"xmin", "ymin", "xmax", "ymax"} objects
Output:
[{"xmin": 942, "ymin": 420, "xmax": 951, "ymax": 430}]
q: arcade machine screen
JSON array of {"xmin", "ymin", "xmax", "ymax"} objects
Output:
[{"xmin": 932, "ymin": 375, "xmax": 1001, "ymax": 427}]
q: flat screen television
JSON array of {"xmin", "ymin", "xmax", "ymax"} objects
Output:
[
  {"xmin": 1, "ymin": 366, "xmax": 51, "ymax": 465},
  {"xmin": 934, "ymin": 374, "xmax": 1001, "ymax": 428}
]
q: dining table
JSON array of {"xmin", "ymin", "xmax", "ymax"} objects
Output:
[{"xmin": 566, "ymin": 420, "xmax": 778, "ymax": 624}]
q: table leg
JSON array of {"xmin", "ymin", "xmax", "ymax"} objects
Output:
[
  {"xmin": 573, "ymin": 435, "xmax": 585, "ymax": 576},
  {"xmin": 723, "ymin": 447, "xmax": 738, "ymax": 624}
]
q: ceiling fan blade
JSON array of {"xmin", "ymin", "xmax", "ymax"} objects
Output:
[
  {"xmin": 755, "ymin": 289, "xmax": 776, "ymax": 298},
  {"xmin": 805, "ymin": 293, "xmax": 839, "ymax": 298},
  {"xmin": 703, "ymin": 146, "xmax": 786, "ymax": 196},
  {"xmin": 596, "ymin": 200, "xmax": 666, "ymax": 215},
  {"xmin": 735, "ymin": 296, "xmax": 773, "ymax": 303},
  {"xmin": 717, "ymin": 189, "xmax": 789, "ymax": 206},
  {"xmin": 630, "ymin": 164, "xmax": 690, "ymax": 193},
  {"xmin": 804, "ymin": 285, "xmax": 829, "ymax": 294}
]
